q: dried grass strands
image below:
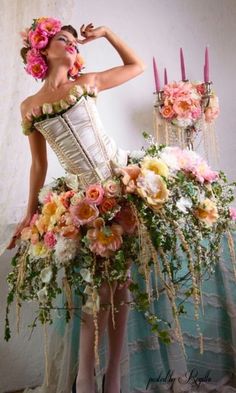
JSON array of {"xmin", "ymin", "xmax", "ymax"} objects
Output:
[{"xmin": 226, "ymin": 230, "xmax": 236, "ymax": 280}]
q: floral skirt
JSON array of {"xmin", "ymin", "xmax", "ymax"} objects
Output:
[{"xmin": 5, "ymin": 138, "xmax": 236, "ymax": 392}]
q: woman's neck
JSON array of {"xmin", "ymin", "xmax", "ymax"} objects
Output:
[{"xmin": 42, "ymin": 64, "xmax": 71, "ymax": 92}]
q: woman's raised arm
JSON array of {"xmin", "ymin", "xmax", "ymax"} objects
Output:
[{"xmin": 77, "ymin": 24, "xmax": 146, "ymax": 91}]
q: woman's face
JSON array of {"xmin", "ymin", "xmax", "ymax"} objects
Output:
[{"xmin": 44, "ymin": 30, "xmax": 78, "ymax": 66}]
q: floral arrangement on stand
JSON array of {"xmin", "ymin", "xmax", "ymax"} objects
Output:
[
  {"xmin": 152, "ymin": 48, "xmax": 219, "ymax": 163},
  {"xmin": 5, "ymin": 133, "xmax": 236, "ymax": 364}
]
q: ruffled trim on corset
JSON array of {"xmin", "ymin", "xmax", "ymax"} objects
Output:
[{"xmin": 21, "ymin": 84, "xmax": 98, "ymax": 135}]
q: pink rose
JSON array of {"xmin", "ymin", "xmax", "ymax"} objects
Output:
[
  {"xmin": 85, "ymin": 184, "xmax": 104, "ymax": 205},
  {"xmin": 103, "ymin": 179, "xmax": 121, "ymax": 198},
  {"xmin": 44, "ymin": 231, "xmax": 57, "ymax": 248}
]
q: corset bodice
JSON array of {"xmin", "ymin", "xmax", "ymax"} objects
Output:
[{"xmin": 33, "ymin": 95, "xmax": 128, "ymax": 188}]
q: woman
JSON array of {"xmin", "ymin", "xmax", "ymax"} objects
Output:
[{"xmin": 7, "ymin": 18, "xmax": 146, "ymax": 393}]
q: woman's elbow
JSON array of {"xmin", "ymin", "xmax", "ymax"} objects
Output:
[{"xmin": 31, "ymin": 160, "xmax": 48, "ymax": 173}]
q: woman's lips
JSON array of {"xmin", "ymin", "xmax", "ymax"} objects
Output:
[{"xmin": 65, "ymin": 47, "xmax": 75, "ymax": 54}]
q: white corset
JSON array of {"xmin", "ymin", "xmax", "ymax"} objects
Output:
[{"xmin": 34, "ymin": 96, "xmax": 128, "ymax": 188}]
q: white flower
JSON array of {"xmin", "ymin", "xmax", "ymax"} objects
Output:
[
  {"xmin": 137, "ymin": 170, "xmax": 161, "ymax": 194},
  {"xmin": 42, "ymin": 103, "xmax": 53, "ymax": 115},
  {"xmin": 40, "ymin": 266, "xmax": 53, "ymax": 283},
  {"xmin": 159, "ymin": 147, "xmax": 181, "ymax": 171},
  {"xmin": 80, "ymin": 268, "xmax": 93, "ymax": 283},
  {"xmin": 38, "ymin": 185, "xmax": 53, "ymax": 204},
  {"xmin": 176, "ymin": 197, "xmax": 193, "ymax": 213},
  {"xmin": 82, "ymin": 289, "xmax": 100, "ymax": 315},
  {"xmin": 37, "ymin": 286, "xmax": 48, "ymax": 303},
  {"xmin": 129, "ymin": 149, "xmax": 146, "ymax": 160},
  {"xmin": 54, "ymin": 236, "xmax": 79, "ymax": 265},
  {"xmin": 60, "ymin": 99, "xmax": 70, "ymax": 110},
  {"xmin": 66, "ymin": 94, "xmax": 77, "ymax": 105},
  {"xmin": 72, "ymin": 84, "xmax": 84, "ymax": 98},
  {"xmin": 84, "ymin": 285, "xmax": 93, "ymax": 295}
]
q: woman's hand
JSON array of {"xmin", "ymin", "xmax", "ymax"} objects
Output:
[
  {"xmin": 77, "ymin": 23, "xmax": 107, "ymax": 44},
  {"xmin": 6, "ymin": 214, "xmax": 33, "ymax": 250}
]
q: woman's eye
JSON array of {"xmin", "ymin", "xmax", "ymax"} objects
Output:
[{"xmin": 58, "ymin": 37, "xmax": 67, "ymax": 42}]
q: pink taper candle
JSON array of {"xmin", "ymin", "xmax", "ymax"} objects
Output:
[
  {"xmin": 152, "ymin": 56, "xmax": 161, "ymax": 92},
  {"xmin": 180, "ymin": 48, "xmax": 186, "ymax": 81},
  {"xmin": 204, "ymin": 47, "xmax": 210, "ymax": 82},
  {"xmin": 164, "ymin": 68, "xmax": 168, "ymax": 85}
]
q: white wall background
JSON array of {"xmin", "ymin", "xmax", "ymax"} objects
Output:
[{"xmin": 1, "ymin": 0, "xmax": 236, "ymax": 392}]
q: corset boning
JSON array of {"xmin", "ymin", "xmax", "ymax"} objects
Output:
[{"xmin": 34, "ymin": 96, "xmax": 128, "ymax": 188}]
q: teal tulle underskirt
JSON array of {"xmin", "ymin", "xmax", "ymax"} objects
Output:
[{"xmin": 22, "ymin": 232, "xmax": 236, "ymax": 393}]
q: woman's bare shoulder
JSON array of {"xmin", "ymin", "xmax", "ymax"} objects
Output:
[{"xmin": 20, "ymin": 95, "xmax": 37, "ymax": 118}]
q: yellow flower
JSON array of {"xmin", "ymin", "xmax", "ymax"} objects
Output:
[
  {"xmin": 31, "ymin": 241, "xmax": 49, "ymax": 258},
  {"xmin": 41, "ymin": 196, "xmax": 66, "ymax": 231},
  {"xmin": 141, "ymin": 156, "xmax": 169, "ymax": 178},
  {"xmin": 194, "ymin": 198, "xmax": 219, "ymax": 226}
]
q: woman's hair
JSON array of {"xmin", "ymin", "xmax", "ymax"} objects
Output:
[{"xmin": 20, "ymin": 24, "xmax": 78, "ymax": 64}]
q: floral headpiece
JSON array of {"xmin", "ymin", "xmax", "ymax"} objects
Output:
[{"xmin": 20, "ymin": 17, "xmax": 85, "ymax": 80}]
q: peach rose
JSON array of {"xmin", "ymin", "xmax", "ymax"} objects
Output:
[
  {"xmin": 99, "ymin": 197, "xmax": 117, "ymax": 214},
  {"xmin": 114, "ymin": 164, "xmax": 141, "ymax": 193},
  {"xmin": 85, "ymin": 184, "xmax": 104, "ymax": 205},
  {"xmin": 161, "ymin": 104, "xmax": 175, "ymax": 119}
]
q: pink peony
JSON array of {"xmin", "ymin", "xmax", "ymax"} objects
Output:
[
  {"xmin": 37, "ymin": 18, "xmax": 62, "ymax": 37},
  {"xmin": 30, "ymin": 213, "xmax": 39, "ymax": 227},
  {"xmin": 69, "ymin": 199, "xmax": 99, "ymax": 226},
  {"xmin": 204, "ymin": 106, "xmax": 220, "ymax": 123},
  {"xmin": 25, "ymin": 49, "xmax": 48, "ymax": 79},
  {"xmin": 87, "ymin": 219, "xmax": 123, "ymax": 257},
  {"xmin": 85, "ymin": 184, "xmax": 104, "ymax": 205},
  {"xmin": 60, "ymin": 190, "xmax": 75, "ymax": 209},
  {"xmin": 230, "ymin": 207, "xmax": 236, "ymax": 221},
  {"xmin": 173, "ymin": 97, "xmax": 192, "ymax": 118},
  {"xmin": 28, "ymin": 28, "xmax": 49, "ymax": 49},
  {"xmin": 44, "ymin": 231, "xmax": 57, "ymax": 248},
  {"xmin": 114, "ymin": 202, "xmax": 137, "ymax": 234}
]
